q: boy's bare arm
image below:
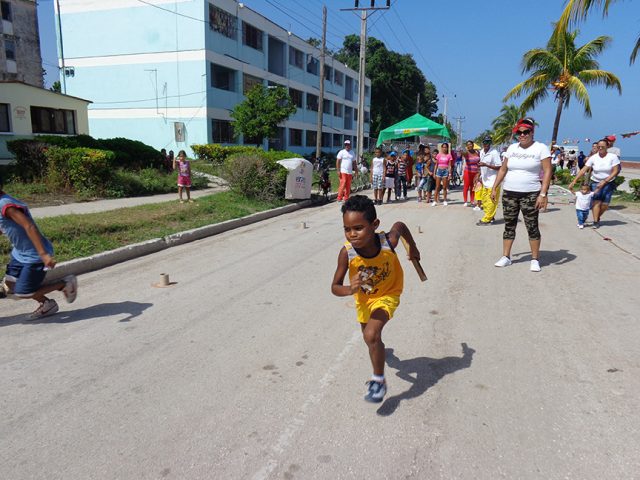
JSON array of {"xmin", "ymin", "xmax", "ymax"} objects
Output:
[
  {"xmin": 387, "ymin": 222, "xmax": 420, "ymax": 261},
  {"xmin": 331, "ymin": 247, "xmax": 361, "ymax": 296},
  {"xmin": 5, "ymin": 207, "xmax": 56, "ymax": 268}
]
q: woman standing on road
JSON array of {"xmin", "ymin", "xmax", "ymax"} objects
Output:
[
  {"xmin": 433, "ymin": 142, "xmax": 453, "ymax": 206},
  {"xmin": 568, "ymin": 139, "xmax": 621, "ymax": 229},
  {"xmin": 462, "ymin": 140, "xmax": 480, "ymax": 207},
  {"xmin": 491, "ymin": 118, "xmax": 553, "ymax": 272}
]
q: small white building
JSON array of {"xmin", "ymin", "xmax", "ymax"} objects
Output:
[{"xmin": 0, "ymin": 80, "xmax": 91, "ymax": 163}]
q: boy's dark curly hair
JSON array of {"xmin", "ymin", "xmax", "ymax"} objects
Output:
[{"xmin": 341, "ymin": 195, "xmax": 377, "ymax": 223}]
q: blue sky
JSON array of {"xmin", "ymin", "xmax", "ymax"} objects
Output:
[{"xmin": 37, "ymin": 0, "xmax": 640, "ymax": 156}]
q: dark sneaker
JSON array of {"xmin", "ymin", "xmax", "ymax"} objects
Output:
[
  {"xmin": 592, "ymin": 222, "xmax": 600, "ymax": 229},
  {"xmin": 476, "ymin": 220, "xmax": 491, "ymax": 226},
  {"xmin": 62, "ymin": 275, "xmax": 78, "ymax": 303},
  {"xmin": 364, "ymin": 380, "xmax": 387, "ymax": 403},
  {"xmin": 28, "ymin": 299, "xmax": 59, "ymax": 320}
]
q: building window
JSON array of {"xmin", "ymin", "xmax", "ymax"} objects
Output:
[
  {"xmin": 243, "ymin": 134, "xmax": 261, "ymax": 145},
  {"xmin": 1, "ymin": 1, "xmax": 11, "ymax": 22},
  {"xmin": 324, "ymin": 66, "xmax": 333, "ymax": 82},
  {"xmin": 322, "ymin": 132, "xmax": 331, "ymax": 148},
  {"xmin": 289, "ymin": 88, "xmax": 303, "ymax": 108},
  {"xmin": 354, "ymin": 108, "xmax": 358, "ymax": 121},
  {"xmin": 306, "ymin": 55, "xmax": 319, "ymax": 75},
  {"xmin": 289, "ymin": 128, "xmax": 302, "ymax": 146},
  {"xmin": 208, "ymin": 4, "xmax": 236, "ymax": 38},
  {"xmin": 334, "ymin": 70, "xmax": 343, "ymax": 86},
  {"xmin": 345, "ymin": 76, "xmax": 354, "ymax": 101},
  {"xmin": 333, "ymin": 102, "xmax": 343, "ymax": 118},
  {"xmin": 306, "ymin": 130, "xmax": 317, "ymax": 147},
  {"xmin": 212, "ymin": 119, "xmax": 235, "ymax": 143},
  {"xmin": 333, "ymin": 133, "xmax": 342, "ymax": 147},
  {"xmin": 243, "ymin": 73, "xmax": 263, "ymax": 95},
  {"xmin": 322, "ymin": 99, "xmax": 331, "ymax": 114},
  {"xmin": 0, "ymin": 103, "xmax": 10, "ymax": 132},
  {"xmin": 268, "ymin": 81, "xmax": 284, "ymax": 89},
  {"xmin": 365, "ymin": 85, "xmax": 370, "ymax": 97},
  {"xmin": 31, "ymin": 106, "xmax": 76, "ymax": 135},
  {"xmin": 364, "ymin": 110, "xmax": 370, "ymax": 123},
  {"xmin": 306, "ymin": 93, "xmax": 318, "ymax": 111},
  {"xmin": 242, "ymin": 22, "xmax": 263, "ymax": 51},
  {"xmin": 289, "ymin": 46, "xmax": 304, "ymax": 69},
  {"xmin": 344, "ymin": 106, "xmax": 353, "ymax": 130},
  {"xmin": 4, "ymin": 38, "xmax": 15, "ymax": 61},
  {"xmin": 211, "ymin": 63, "xmax": 236, "ymax": 91}
]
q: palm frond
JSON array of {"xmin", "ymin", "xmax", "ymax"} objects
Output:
[
  {"xmin": 631, "ymin": 33, "xmax": 640, "ymax": 64},
  {"xmin": 566, "ymin": 76, "xmax": 592, "ymax": 117},
  {"xmin": 574, "ymin": 35, "xmax": 613, "ymax": 62},
  {"xmin": 577, "ymin": 69, "xmax": 622, "ymax": 93}
]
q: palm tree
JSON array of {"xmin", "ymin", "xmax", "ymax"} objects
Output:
[
  {"xmin": 504, "ymin": 27, "xmax": 622, "ymax": 144},
  {"xmin": 556, "ymin": 0, "xmax": 639, "ymax": 64},
  {"xmin": 490, "ymin": 104, "xmax": 529, "ymax": 145}
]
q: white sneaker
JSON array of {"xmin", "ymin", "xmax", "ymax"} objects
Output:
[
  {"xmin": 530, "ymin": 259, "xmax": 541, "ymax": 272},
  {"xmin": 578, "ymin": 225, "xmax": 584, "ymax": 229},
  {"xmin": 62, "ymin": 275, "xmax": 78, "ymax": 303},
  {"xmin": 443, "ymin": 201, "xmax": 448, "ymax": 206},
  {"xmin": 28, "ymin": 299, "xmax": 59, "ymax": 320},
  {"xmin": 431, "ymin": 201, "xmax": 437, "ymax": 206},
  {"xmin": 494, "ymin": 256, "xmax": 512, "ymax": 267},
  {"xmin": 473, "ymin": 206, "xmax": 482, "ymax": 211},
  {"xmin": 463, "ymin": 202, "xmax": 468, "ymax": 207}
]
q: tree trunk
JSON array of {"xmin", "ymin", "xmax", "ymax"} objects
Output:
[{"xmin": 551, "ymin": 93, "xmax": 565, "ymax": 144}]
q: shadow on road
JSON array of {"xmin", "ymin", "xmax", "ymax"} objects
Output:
[
  {"xmin": 599, "ymin": 219, "xmax": 627, "ymax": 226},
  {"xmin": 511, "ymin": 249, "xmax": 577, "ymax": 267},
  {"xmin": 0, "ymin": 301, "xmax": 153, "ymax": 327},
  {"xmin": 376, "ymin": 342, "xmax": 475, "ymax": 417}
]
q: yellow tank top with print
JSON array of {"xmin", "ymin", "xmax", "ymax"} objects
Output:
[{"xmin": 345, "ymin": 232, "xmax": 403, "ymax": 303}]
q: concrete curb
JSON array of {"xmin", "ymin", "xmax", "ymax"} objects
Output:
[{"xmin": 43, "ymin": 197, "xmax": 321, "ymax": 282}]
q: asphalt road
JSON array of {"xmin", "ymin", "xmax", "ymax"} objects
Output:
[{"xmin": 1, "ymin": 188, "xmax": 639, "ymax": 480}]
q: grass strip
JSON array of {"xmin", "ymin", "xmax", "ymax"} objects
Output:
[{"xmin": 0, "ymin": 191, "xmax": 286, "ymax": 263}]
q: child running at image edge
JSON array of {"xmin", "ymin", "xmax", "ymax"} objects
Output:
[
  {"xmin": 574, "ymin": 183, "xmax": 594, "ymax": 229},
  {"xmin": 0, "ymin": 184, "xmax": 78, "ymax": 318},
  {"xmin": 331, "ymin": 195, "xmax": 420, "ymax": 403}
]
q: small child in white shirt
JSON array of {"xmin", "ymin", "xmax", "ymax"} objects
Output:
[{"xmin": 574, "ymin": 183, "xmax": 594, "ymax": 229}]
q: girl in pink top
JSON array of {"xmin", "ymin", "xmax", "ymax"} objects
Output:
[
  {"xmin": 173, "ymin": 150, "xmax": 193, "ymax": 203},
  {"xmin": 462, "ymin": 140, "xmax": 480, "ymax": 206},
  {"xmin": 433, "ymin": 143, "xmax": 453, "ymax": 206}
]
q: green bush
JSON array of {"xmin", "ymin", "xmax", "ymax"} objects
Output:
[
  {"xmin": 44, "ymin": 147, "xmax": 115, "ymax": 196},
  {"xmin": 191, "ymin": 144, "xmax": 261, "ymax": 165},
  {"xmin": 108, "ymin": 168, "xmax": 208, "ymax": 198},
  {"xmin": 629, "ymin": 179, "xmax": 640, "ymax": 200},
  {"xmin": 555, "ymin": 169, "xmax": 574, "ymax": 185},
  {"xmin": 6, "ymin": 139, "xmax": 49, "ymax": 181},
  {"xmin": 613, "ymin": 175, "xmax": 625, "ymax": 188},
  {"xmin": 222, "ymin": 153, "xmax": 287, "ymax": 201},
  {"xmin": 94, "ymin": 137, "xmax": 163, "ymax": 170}
]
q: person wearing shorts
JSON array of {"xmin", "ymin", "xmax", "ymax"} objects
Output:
[
  {"xmin": 1, "ymin": 187, "xmax": 78, "ymax": 319},
  {"xmin": 433, "ymin": 143, "xmax": 453, "ymax": 206},
  {"xmin": 370, "ymin": 147, "xmax": 386, "ymax": 205},
  {"xmin": 383, "ymin": 152, "xmax": 398, "ymax": 203},
  {"xmin": 569, "ymin": 138, "xmax": 621, "ymax": 229}
]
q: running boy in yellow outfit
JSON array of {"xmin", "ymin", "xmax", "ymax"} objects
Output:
[{"xmin": 331, "ymin": 195, "xmax": 420, "ymax": 403}]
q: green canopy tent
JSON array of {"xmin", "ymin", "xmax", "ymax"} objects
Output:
[{"xmin": 376, "ymin": 113, "xmax": 450, "ymax": 146}]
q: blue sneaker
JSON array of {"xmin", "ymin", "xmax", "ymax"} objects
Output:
[{"xmin": 364, "ymin": 380, "xmax": 387, "ymax": 403}]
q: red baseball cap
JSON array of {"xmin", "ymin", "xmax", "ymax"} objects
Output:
[
  {"xmin": 605, "ymin": 135, "xmax": 616, "ymax": 142},
  {"xmin": 512, "ymin": 117, "xmax": 535, "ymax": 133}
]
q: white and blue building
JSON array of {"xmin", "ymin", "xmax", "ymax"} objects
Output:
[{"xmin": 55, "ymin": 0, "xmax": 371, "ymax": 156}]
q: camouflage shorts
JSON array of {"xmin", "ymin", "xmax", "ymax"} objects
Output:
[{"xmin": 502, "ymin": 190, "xmax": 540, "ymax": 240}]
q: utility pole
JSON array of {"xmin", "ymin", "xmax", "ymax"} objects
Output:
[
  {"xmin": 55, "ymin": 0, "xmax": 66, "ymax": 94},
  {"xmin": 442, "ymin": 95, "xmax": 448, "ymax": 128},
  {"xmin": 453, "ymin": 116, "xmax": 465, "ymax": 150},
  {"xmin": 341, "ymin": 1, "xmax": 390, "ymax": 158},
  {"xmin": 416, "ymin": 92, "xmax": 420, "ymax": 113},
  {"xmin": 315, "ymin": 5, "xmax": 327, "ymax": 161}
]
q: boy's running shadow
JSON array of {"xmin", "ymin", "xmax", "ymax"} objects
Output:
[
  {"xmin": 377, "ymin": 343, "xmax": 475, "ymax": 416},
  {"xmin": 0, "ymin": 301, "xmax": 153, "ymax": 327}
]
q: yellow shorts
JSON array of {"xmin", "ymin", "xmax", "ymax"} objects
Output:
[{"xmin": 355, "ymin": 295, "xmax": 400, "ymax": 324}]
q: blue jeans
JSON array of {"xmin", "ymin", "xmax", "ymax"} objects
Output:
[
  {"xmin": 576, "ymin": 209, "xmax": 589, "ymax": 225},
  {"xmin": 591, "ymin": 181, "xmax": 615, "ymax": 204}
]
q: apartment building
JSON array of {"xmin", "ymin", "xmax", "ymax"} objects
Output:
[
  {"xmin": 0, "ymin": 0, "xmax": 43, "ymax": 87},
  {"xmin": 55, "ymin": 0, "xmax": 371, "ymax": 156}
]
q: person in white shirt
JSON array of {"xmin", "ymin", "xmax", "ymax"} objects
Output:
[
  {"xmin": 370, "ymin": 147, "xmax": 386, "ymax": 206},
  {"xmin": 476, "ymin": 136, "xmax": 502, "ymax": 225},
  {"xmin": 573, "ymin": 183, "xmax": 595, "ymax": 229},
  {"xmin": 569, "ymin": 138, "xmax": 621, "ymax": 229},
  {"xmin": 491, "ymin": 117, "xmax": 553, "ymax": 272},
  {"xmin": 336, "ymin": 140, "xmax": 355, "ymax": 202}
]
